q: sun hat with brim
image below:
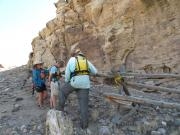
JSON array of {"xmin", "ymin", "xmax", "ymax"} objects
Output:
[
  {"xmin": 74, "ymin": 48, "xmax": 81, "ymax": 54},
  {"xmin": 74, "ymin": 48, "xmax": 84, "ymax": 55},
  {"xmin": 33, "ymin": 61, "xmax": 44, "ymax": 66}
]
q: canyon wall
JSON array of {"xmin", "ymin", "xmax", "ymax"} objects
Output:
[{"xmin": 29, "ymin": 0, "xmax": 180, "ymax": 73}]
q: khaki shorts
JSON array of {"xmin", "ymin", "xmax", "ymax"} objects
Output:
[{"xmin": 50, "ymin": 81, "xmax": 59, "ymax": 96}]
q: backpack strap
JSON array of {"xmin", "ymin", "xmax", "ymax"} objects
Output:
[{"xmin": 70, "ymin": 56, "xmax": 89, "ymax": 79}]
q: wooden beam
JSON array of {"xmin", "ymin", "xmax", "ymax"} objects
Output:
[
  {"xmin": 121, "ymin": 73, "xmax": 180, "ymax": 79},
  {"xmin": 126, "ymin": 81, "xmax": 180, "ymax": 94},
  {"xmin": 95, "ymin": 72, "xmax": 113, "ymax": 78},
  {"xmin": 104, "ymin": 93, "xmax": 180, "ymax": 109},
  {"xmin": 95, "ymin": 72, "xmax": 180, "ymax": 80}
]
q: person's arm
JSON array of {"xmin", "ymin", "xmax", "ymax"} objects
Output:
[
  {"xmin": 48, "ymin": 66, "xmax": 55, "ymax": 84},
  {"xmin": 32, "ymin": 70, "xmax": 38, "ymax": 87},
  {"xmin": 65, "ymin": 57, "xmax": 75, "ymax": 82},
  {"xmin": 48, "ymin": 73, "xmax": 52, "ymax": 83},
  {"xmin": 88, "ymin": 61, "xmax": 98, "ymax": 75}
]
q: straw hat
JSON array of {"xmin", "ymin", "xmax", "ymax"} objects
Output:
[
  {"xmin": 33, "ymin": 60, "xmax": 44, "ymax": 66},
  {"xmin": 74, "ymin": 48, "xmax": 81, "ymax": 54}
]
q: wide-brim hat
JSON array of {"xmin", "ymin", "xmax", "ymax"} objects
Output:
[
  {"xmin": 33, "ymin": 60, "xmax": 44, "ymax": 66},
  {"xmin": 75, "ymin": 48, "xmax": 84, "ymax": 55},
  {"xmin": 74, "ymin": 48, "xmax": 81, "ymax": 54}
]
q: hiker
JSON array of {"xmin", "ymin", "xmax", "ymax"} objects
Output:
[
  {"xmin": 48, "ymin": 60, "xmax": 65, "ymax": 109},
  {"xmin": 32, "ymin": 61, "xmax": 47, "ymax": 108},
  {"xmin": 59, "ymin": 48, "xmax": 97, "ymax": 129}
]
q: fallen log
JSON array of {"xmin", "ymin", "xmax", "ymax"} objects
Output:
[
  {"xmin": 95, "ymin": 72, "xmax": 180, "ymax": 80},
  {"xmin": 121, "ymin": 73, "xmax": 180, "ymax": 79},
  {"xmin": 95, "ymin": 72, "xmax": 113, "ymax": 78},
  {"xmin": 126, "ymin": 82, "xmax": 180, "ymax": 94},
  {"xmin": 104, "ymin": 93, "xmax": 180, "ymax": 109}
]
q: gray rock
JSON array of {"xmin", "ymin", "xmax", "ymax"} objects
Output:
[
  {"xmin": 86, "ymin": 128, "xmax": 92, "ymax": 135},
  {"xmin": 151, "ymin": 131, "xmax": 161, "ymax": 135},
  {"xmin": 20, "ymin": 125, "xmax": 26, "ymax": 131},
  {"xmin": 91, "ymin": 110, "xmax": 99, "ymax": 121},
  {"xmin": 158, "ymin": 128, "xmax": 166, "ymax": 135},
  {"xmin": 46, "ymin": 110, "xmax": 73, "ymax": 135},
  {"xmin": 111, "ymin": 113, "xmax": 121, "ymax": 125},
  {"xmin": 161, "ymin": 121, "xmax": 167, "ymax": 127},
  {"xmin": 99, "ymin": 126, "xmax": 111, "ymax": 135},
  {"xmin": 174, "ymin": 119, "xmax": 180, "ymax": 126},
  {"xmin": 15, "ymin": 97, "xmax": 23, "ymax": 102},
  {"xmin": 1, "ymin": 110, "xmax": 7, "ymax": 113},
  {"xmin": 11, "ymin": 131, "xmax": 18, "ymax": 135},
  {"xmin": 12, "ymin": 104, "xmax": 21, "ymax": 112}
]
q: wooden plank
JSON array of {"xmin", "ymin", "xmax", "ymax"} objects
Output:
[
  {"xmin": 126, "ymin": 81, "xmax": 180, "ymax": 94},
  {"xmin": 95, "ymin": 72, "xmax": 180, "ymax": 80},
  {"xmin": 121, "ymin": 73, "xmax": 180, "ymax": 79},
  {"xmin": 104, "ymin": 93, "xmax": 180, "ymax": 109}
]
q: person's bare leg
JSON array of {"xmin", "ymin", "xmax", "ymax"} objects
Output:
[
  {"xmin": 52, "ymin": 95, "xmax": 57, "ymax": 109},
  {"xmin": 50, "ymin": 96, "xmax": 53, "ymax": 108},
  {"xmin": 39, "ymin": 92, "xmax": 43, "ymax": 107},
  {"xmin": 43, "ymin": 90, "xmax": 48, "ymax": 99}
]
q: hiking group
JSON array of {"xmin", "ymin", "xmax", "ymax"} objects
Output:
[{"xmin": 32, "ymin": 48, "xmax": 97, "ymax": 129}]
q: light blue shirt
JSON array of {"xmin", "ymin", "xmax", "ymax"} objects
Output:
[
  {"xmin": 49, "ymin": 66, "xmax": 59, "ymax": 82},
  {"xmin": 65, "ymin": 56, "xmax": 97, "ymax": 89},
  {"xmin": 50, "ymin": 66, "xmax": 58, "ymax": 74}
]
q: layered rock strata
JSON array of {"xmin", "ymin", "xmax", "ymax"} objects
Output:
[{"xmin": 29, "ymin": 0, "xmax": 180, "ymax": 73}]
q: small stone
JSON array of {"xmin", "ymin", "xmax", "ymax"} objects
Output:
[
  {"xmin": 156, "ymin": 106, "xmax": 160, "ymax": 111},
  {"xmin": 151, "ymin": 131, "xmax": 161, "ymax": 135},
  {"xmin": 14, "ymin": 104, "xmax": 20, "ymax": 108},
  {"xmin": 111, "ymin": 113, "xmax": 121, "ymax": 124},
  {"xmin": 1, "ymin": 110, "xmax": 7, "ymax": 113},
  {"xmin": 20, "ymin": 125, "xmax": 26, "ymax": 131},
  {"xmin": 174, "ymin": 119, "xmax": 180, "ymax": 126},
  {"xmin": 12, "ymin": 104, "xmax": 21, "ymax": 112},
  {"xmin": 99, "ymin": 126, "xmax": 111, "ymax": 135},
  {"xmin": 23, "ymin": 128, "xmax": 28, "ymax": 133},
  {"xmin": 37, "ymin": 125, "xmax": 42, "ymax": 130},
  {"xmin": 15, "ymin": 97, "xmax": 23, "ymax": 102},
  {"xmin": 91, "ymin": 110, "xmax": 99, "ymax": 121},
  {"xmin": 162, "ymin": 121, "xmax": 167, "ymax": 126},
  {"xmin": 86, "ymin": 128, "xmax": 91, "ymax": 134},
  {"xmin": 11, "ymin": 131, "xmax": 18, "ymax": 134},
  {"xmin": 158, "ymin": 128, "xmax": 166, "ymax": 135}
]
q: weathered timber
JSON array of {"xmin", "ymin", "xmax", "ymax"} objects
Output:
[
  {"xmin": 127, "ymin": 82, "xmax": 180, "ymax": 94},
  {"xmin": 121, "ymin": 73, "xmax": 180, "ymax": 79},
  {"xmin": 104, "ymin": 93, "xmax": 180, "ymax": 109},
  {"xmin": 95, "ymin": 72, "xmax": 113, "ymax": 78},
  {"xmin": 96, "ymin": 72, "xmax": 180, "ymax": 79}
]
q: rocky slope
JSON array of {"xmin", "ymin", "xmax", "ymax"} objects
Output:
[
  {"xmin": 29, "ymin": 0, "xmax": 180, "ymax": 74},
  {"xmin": 0, "ymin": 66, "xmax": 180, "ymax": 135}
]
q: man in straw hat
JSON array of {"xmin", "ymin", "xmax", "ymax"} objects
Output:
[
  {"xmin": 32, "ymin": 60, "xmax": 47, "ymax": 108},
  {"xmin": 59, "ymin": 48, "xmax": 97, "ymax": 129}
]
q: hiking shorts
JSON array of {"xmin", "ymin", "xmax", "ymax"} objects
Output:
[
  {"xmin": 35, "ymin": 84, "xmax": 46, "ymax": 93},
  {"xmin": 50, "ymin": 81, "xmax": 59, "ymax": 96}
]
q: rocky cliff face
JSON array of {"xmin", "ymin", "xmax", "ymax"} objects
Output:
[{"xmin": 29, "ymin": 0, "xmax": 180, "ymax": 73}]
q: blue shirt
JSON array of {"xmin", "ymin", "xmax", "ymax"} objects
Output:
[
  {"xmin": 32, "ymin": 68, "xmax": 46, "ymax": 87},
  {"xmin": 65, "ymin": 56, "xmax": 97, "ymax": 89},
  {"xmin": 50, "ymin": 66, "xmax": 58, "ymax": 74},
  {"xmin": 49, "ymin": 65, "xmax": 59, "ymax": 82}
]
